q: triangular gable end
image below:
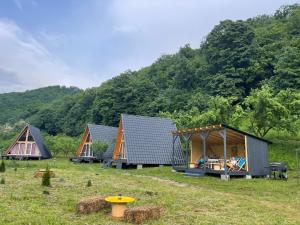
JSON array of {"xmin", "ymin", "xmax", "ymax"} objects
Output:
[
  {"xmin": 5, "ymin": 125, "xmax": 41, "ymax": 157},
  {"xmin": 112, "ymin": 119, "xmax": 126, "ymax": 161},
  {"xmin": 76, "ymin": 127, "xmax": 92, "ymax": 157}
]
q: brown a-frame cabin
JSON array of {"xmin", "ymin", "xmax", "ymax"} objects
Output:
[{"xmin": 2, "ymin": 124, "xmax": 51, "ymax": 160}]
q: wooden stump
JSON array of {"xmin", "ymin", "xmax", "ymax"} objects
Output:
[
  {"xmin": 34, "ymin": 170, "xmax": 55, "ymax": 178},
  {"xmin": 76, "ymin": 196, "xmax": 111, "ymax": 214},
  {"xmin": 124, "ymin": 205, "xmax": 163, "ymax": 224}
]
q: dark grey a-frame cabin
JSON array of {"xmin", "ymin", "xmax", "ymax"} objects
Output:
[
  {"xmin": 75, "ymin": 124, "xmax": 118, "ymax": 162},
  {"xmin": 3, "ymin": 124, "xmax": 51, "ymax": 160},
  {"xmin": 111, "ymin": 114, "xmax": 184, "ymax": 168}
]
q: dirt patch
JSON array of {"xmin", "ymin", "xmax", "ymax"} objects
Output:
[
  {"xmin": 128, "ymin": 174, "xmax": 189, "ymax": 187},
  {"xmin": 34, "ymin": 170, "xmax": 55, "ymax": 178}
]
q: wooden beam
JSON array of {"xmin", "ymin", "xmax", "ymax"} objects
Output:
[
  {"xmin": 113, "ymin": 120, "xmax": 124, "ymax": 160},
  {"xmin": 76, "ymin": 127, "xmax": 90, "ymax": 157},
  {"xmin": 245, "ymin": 135, "xmax": 249, "ymax": 172}
]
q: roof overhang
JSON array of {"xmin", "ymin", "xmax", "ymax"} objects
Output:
[{"xmin": 172, "ymin": 124, "xmax": 272, "ymax": 144}]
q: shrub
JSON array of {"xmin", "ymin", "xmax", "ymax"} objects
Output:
[
  {"xmin": 0, "ymin": 177, "xmax": 5, "ymax": 184},
  {"xmin": 42, "ymin": 166, "xmax": 51, "ymax": 187},
  {"xmin": 87, "ymin": 180, "xmax": 92, "ymax": 187},
  {"xmin": 91, "ymin": 141, "xmax": 108, "ymax": 159},
  {"xmin": 0, "ymin": 160, "xmax": 5, "ymax": 173}
]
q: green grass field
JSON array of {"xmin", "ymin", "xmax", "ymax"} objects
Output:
[{"xmin": 0, "ymin": 159, "xmax": 299, "ymax": 225}]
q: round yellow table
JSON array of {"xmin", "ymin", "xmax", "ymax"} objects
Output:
[{"xmin": 105, "ymin": 195, "xmax": 135, "ymax": 218}]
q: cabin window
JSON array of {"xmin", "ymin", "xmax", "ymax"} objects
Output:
[
  {"xmin": 26, "ymin": 143, "xmax": 31, "ymax": 155},
  {"xmin": 81, "ymin": 144, "xmax": 92, "ymax": 157},
  {"xmin": 27, "ymin": 134, "xmax": 34, "ymax": 141},
  {"xmin": 31, "ymin": 143, "xmax": 36, "ymax": 155},
  {"xmin": 19, "ymin": 132, "xmax": 27, "ymax": 141}
]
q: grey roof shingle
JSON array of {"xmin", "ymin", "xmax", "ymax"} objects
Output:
[
  {"xmin": 87, "ymin": 124, "xmax": 118, "ymax": 159},
  {"xmin": 121, "ymin": 114, "xmax": 183, "ymax": 165},
  {"xmin": 27, "ymin": 124, "xmax": 52, "ymax": 158}
]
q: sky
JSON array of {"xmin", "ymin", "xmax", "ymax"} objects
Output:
[{"xmin": 0, "ymin": 0, "xmax": 299, "ymax": 93}]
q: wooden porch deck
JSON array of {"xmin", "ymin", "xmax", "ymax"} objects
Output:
[{"xmin": 185, "ymin": 168, "xmax": 248, "ymax": 176}]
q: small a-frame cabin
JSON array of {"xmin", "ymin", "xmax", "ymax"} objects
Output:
[
  {"xmin": 75, "ymin": 124, "xmax": 118, "ymax": 162},
  {"xmin": 112, "ymin": 114, "xmax": 184, "ymax": 168},
  {"xmin": 172, "ymin": 124, "xmax": 271, "ymax": 179},
  {"xmin": 3, "ymin": 124, "xmax": 51, "ymax": 160}
]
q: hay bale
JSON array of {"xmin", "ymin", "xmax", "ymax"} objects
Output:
[
  {"xmin": 124, "ymin": 205, "xmax": 163, "ymax": 224},
  {"xmin": 34, "ymin": 170, "xmax": 55, "ymax": 178},
  {"xmin": 76, "ymin": 196, "xmax": 111, "ymax": 214}
]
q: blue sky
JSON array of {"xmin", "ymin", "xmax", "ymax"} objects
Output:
[{"xmin": 0, "ymin": 0, "xmax": 298, "ymax": 93}]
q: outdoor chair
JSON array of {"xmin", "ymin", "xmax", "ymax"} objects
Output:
[
  {"xmin": 236, "ymin": 157, "xmax": 246, "ymax": 171},
  {"xmin": 227, "ymin": 157, "xmax": 239, "ymax": 171}
]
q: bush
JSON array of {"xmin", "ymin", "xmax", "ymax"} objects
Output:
[
  {"xmin": 0, "ymin": 160, "xmax": 5, "ymax": 173},
  {"xmin": 42, "ymin": 166, "xmax": 51, "ymax": 187},
  {"xmin": 87, "ymin": 180, "xmax": 92, "ymax": 187},
  {"xmin": 91, "ymin": 141, "xmax": 108, "ymax": 159},
  {"xmin": 0, "ymin": 177, "xmax": 5, "ymax": 184}
]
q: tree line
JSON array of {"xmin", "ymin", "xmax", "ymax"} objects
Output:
[{"xmin": 0, "ymin": 4, "xmax": 299, "ymax": 139}]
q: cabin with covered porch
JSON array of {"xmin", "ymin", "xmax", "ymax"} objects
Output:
[{"xmin": 172, "ymin": 124, "xmax": 271, "ymax": 180}]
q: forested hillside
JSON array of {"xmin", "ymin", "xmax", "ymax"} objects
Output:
[
  {"xmin": 0, "ymin": 86, "xmax": 80, "ymax": 124},
  {"xmin": 25, "ymin": 5, "xmax": 300, "ymax": 137}
]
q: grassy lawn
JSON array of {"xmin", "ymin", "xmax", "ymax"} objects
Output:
[{"xmin": 0, "ymin": 159, "xmax": 299, "ymax": 225}]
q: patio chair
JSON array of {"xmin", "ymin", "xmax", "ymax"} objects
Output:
[{"xmin": 236, "ymin": 157, "xmax": 246, "ymax": 171}]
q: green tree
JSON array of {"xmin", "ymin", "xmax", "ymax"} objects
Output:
[
  {"xmin": 274, "ymin": 45, "xmax": 300, "ymax": 89},
  {"xmin": 44, "ymin": 134, "xmax": 80, "ymax": 157},
  {"xmin": 243, "ymin": 85, "xmax": 297, "ymax": 137}
]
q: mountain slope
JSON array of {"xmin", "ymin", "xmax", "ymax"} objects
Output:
[
  {"xmin": 0, "ymin": 86, "xmax": 80, "ymax": 124},
  {"xmin": 2, "ymin": 4, "xmax": 300, "ymax": 137}
]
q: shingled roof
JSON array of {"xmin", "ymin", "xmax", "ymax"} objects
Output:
[
  {"xmin": 115, "ymin": 114, "xmax": 183, "ymax": 165},
  {"xmin": 87, "ymin": 124, "xmax": 118, "ymax": 159},
  {"xmin": 27, "ymin": 125, "xmax": 52, "ymax": 158}
]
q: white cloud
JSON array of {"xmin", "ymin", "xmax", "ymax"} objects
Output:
[{"xmin": 0, "ymin": 19, "xmax": 96, "ymax": 93}]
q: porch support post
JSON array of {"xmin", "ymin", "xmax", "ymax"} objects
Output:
[
  {"xmin": 219, "ymin": 128, "xmax": 228, "ymax": 178},
  {"xmin": 199, "ymin": 131, "xmax": 209, "ymax": 171},
  {"xmin": 183, "ymin": 134, "xmax": 192, "ymax": 169}
]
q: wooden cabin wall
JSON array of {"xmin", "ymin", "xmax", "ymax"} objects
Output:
[
  {"xmin": 112, "ymin": 120, "xmax": 123, "ymax": 160},
  {"xmin": 190, "ymin": 135, "xmax": 202, "ymax": 163},
  {"xmin": 207, "ymin": 143, "xmax": 245, "ymax": 158}
]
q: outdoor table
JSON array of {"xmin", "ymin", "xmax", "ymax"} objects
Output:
[{"xmin": 105, "ymin": 195, "xmax": 135, "ymax": 218}]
